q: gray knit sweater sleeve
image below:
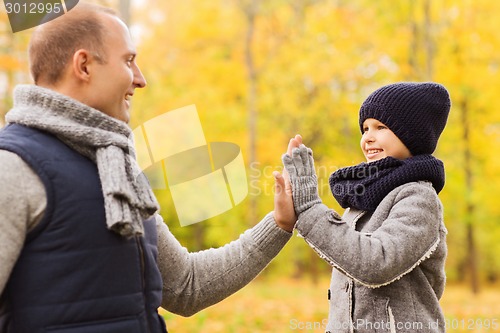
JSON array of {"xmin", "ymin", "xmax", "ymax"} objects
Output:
[
  {"xmin": 156, "ymin": 213, "xmax": 291, "ymax": 316},
  {"xmin": 0, "ymin": 150, "xmax": 46, "ymax": 296},
  {"xmin": 296, "ymin": 182, "xmax": 443, "ymax": 287}
]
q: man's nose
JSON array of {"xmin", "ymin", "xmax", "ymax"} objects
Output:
[{"xmin": 133, "ymin": 64, "xmax": 147, "ymax": 88}]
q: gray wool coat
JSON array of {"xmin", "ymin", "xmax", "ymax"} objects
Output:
[{"xmin": 296, "ymin": 181, "xmax": 447, "ymax": 333}]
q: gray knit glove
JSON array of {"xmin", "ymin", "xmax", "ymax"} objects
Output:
[{"xmin": 282, "ymin": 144, "xmax": 322, "ymax": 216}]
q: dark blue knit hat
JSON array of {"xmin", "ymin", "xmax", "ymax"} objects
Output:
[{"xmin": 359, "ymin": 82, "xmax": 451, "ymax": 156}]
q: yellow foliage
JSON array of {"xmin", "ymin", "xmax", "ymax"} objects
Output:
[
  {"xmin": 129, "ymin": 0, "xmax": 500, "ymax": 284},
  {"xmin": 0, "ymin": 54, "xmax": 22, "ymax": 71},
  {"xmin": 1, "ymin": 0, "xmax": 500, "ymax": 286},
  {"xmin": 161, "ymin": 278, "xmax": 500, "ymax": 333}
]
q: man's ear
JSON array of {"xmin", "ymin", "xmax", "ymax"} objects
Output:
[{"xmin": 71, "ymin": 49, "xmax": 92, "ymax": 82}]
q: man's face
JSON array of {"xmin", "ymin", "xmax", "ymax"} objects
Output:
[{"xmin": 85, "ymin": 14, "xmax": 146, "ymax": 123}]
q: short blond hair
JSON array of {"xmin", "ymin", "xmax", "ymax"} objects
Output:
[{"xmin": 29, "ymin": 3, "xmax": 117, "ymax": 85}]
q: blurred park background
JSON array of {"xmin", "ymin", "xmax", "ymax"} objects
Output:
[{"xmin": 1, "ymin": 0, "xmax": 500, "ymax": 331}]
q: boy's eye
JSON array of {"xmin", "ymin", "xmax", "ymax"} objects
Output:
[
  {"xmin": 363, "ymin": 127, "xmax": 369, "ymax": 133},
  {"xmin": 377, "ymin": 125, "xmax": 387, "ymax": 130}
]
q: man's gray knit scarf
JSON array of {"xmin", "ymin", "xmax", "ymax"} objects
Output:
[{"xmin": 6, "ymin": 85, "xmax": 159, "ymax": 238}]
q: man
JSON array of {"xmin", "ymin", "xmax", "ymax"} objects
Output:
[{"xmin": 0, "ymin": 4, "xmax": 295, "ymax": 332}]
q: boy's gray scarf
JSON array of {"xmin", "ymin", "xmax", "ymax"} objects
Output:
[{"xmin": 5, "ymin": 85, "xmax": 159, "ymax": 238}]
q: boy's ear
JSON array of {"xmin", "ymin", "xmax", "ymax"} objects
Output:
[{"xmin": 71, "ymin": 49, "xmax": 92, "ymax": 82}]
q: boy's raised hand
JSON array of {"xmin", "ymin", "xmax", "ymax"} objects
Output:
[
  {"xmin": 272, "ymin": 135, "xmax": 302, "ymax": 232},
  {"xmin": 281, "ymin": 136, "xmax": 322, "ymax": 217}
]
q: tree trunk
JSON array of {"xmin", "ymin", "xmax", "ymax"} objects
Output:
[
  {"xmin": 408, "ymin": 0, "xmax": 418, "ymax": 78},
  {"xmin": 1, "ymin": 32, "xmax": 16, "ymax": 127},
  {"xmin": 119, "ymin": 0, "xmax": 131, "ymax": 25},
  {"xmin": 242, "ymin": 0, "xmax": 259, "ymax": 225},
  {"xmin": 422, "ymin": 0, "xmax": 433, "ymax": 80},
  {"xmin": 408, "ymin": 0, "xmax": 434, "ymax": 80},
  {"xmin": 461, "ymin": 99, "xmax": 480, "ymax": 294}
]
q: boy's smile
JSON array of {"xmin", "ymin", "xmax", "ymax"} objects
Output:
[
  {"xmin": 366, "ymin": 148, "xmax": 384, "ymax": 160},
  {"xmin": 360, "ymin": 118, "xmax": 412, "ymax": 162}
]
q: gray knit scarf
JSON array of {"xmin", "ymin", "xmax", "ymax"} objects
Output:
[{"xmin": 6, "ymin": 84, "xmax": 159, "ymax": 238}]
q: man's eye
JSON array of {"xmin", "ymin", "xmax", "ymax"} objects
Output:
[{"xmin": 126, "ymin": 57, "xmax": 135, "ymax": 67}]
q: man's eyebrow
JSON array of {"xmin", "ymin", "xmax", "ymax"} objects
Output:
[{"xmin": 125, "ymin": 52, "xmax": 137, "ymax": 59}]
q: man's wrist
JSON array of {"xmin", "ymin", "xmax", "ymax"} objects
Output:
[{"xmin": 272, "ymin": 212, "xmax": 295, "ymax": 233}]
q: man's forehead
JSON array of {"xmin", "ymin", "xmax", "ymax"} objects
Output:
[
  {"xmin": 100, "ymin": 13, "xmax": 127, "ymax": 33},
  {"xmin": 100, "ymin": 14, "xmax": 136, "ymax": 50}
]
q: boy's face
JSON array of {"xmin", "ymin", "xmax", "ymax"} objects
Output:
[{"xmin": 360, "ymin": 118, "xmax": 412, "ymax": 163}]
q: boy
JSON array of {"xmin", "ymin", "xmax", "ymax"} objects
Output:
[{"xmin": 281, "ymin": 82, "xmax": 451, "ymax": 332}]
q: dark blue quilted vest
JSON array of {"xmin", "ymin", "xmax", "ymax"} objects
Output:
[{"xmin": 0, "ymin": 124, "xmax": 167, "ymax": 333}]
